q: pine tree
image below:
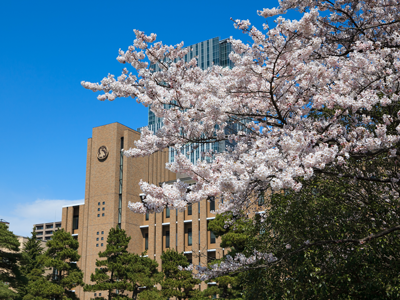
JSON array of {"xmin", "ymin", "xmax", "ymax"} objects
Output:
[
  {"xmin": 18, "ymin": 227, "xmax": 44, "ymax": 299},
  {"xmin": 0, "ymin": 223, "xmax": 24, "ymax": 299},
  {"xmin": 23, "ymin": 229, "xmax": 83, "ymax": 300},
  {"xmin": 160, "ymin": 249, "xmax": 201, "ymax": 300},
  {"xmin": 84, "ymin": 226, "xmax": 132, "ymax": 300},
  {"xmin": 85, "ymin": 226, "xmax": 164, "ymax": 300},
  {"xmin": 202, "ymin": 275, "xmax": 242, "ymax": 300},
  {"xmin": 124, "ymin": 253, "xmax": 163, "ymax": 300},
  {"xmin": 0, "ymin": 282, "xmax": 17, "ymax": 300}
]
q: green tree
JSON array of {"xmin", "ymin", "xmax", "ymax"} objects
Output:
[
  {"xmin": 0, "ymin": 282, "xmax": 18, "ymax": 300},
  {"xmin": 18, "ymin": 227, "xmax": 44, "ymax": 299},
  {"xmin": 202, "ymin": 275, "xmax": 242, "ymax": 300},
  {"xmin": 24, "ymin": 229, "xmax": 83, "ymax": 300},
  {"xmin": 160, "ymin": 249, "xmax": 201, "ymax": 300},
  {"xmin": 124, "ymin": 253, "xmax": 163, "ymax": 300},
  {"xmin": 85, "ymin": 226, "xmax": 163, "ymax": 300},
  {"xmin": 210, "ymin": 156, "xmax": 400, "ymax": 299},
  {"xmin": 0, "ymin": 223, "xmax": 24, "ymax": 299}
]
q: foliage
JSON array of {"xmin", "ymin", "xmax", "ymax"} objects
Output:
[
  {"xmin": 0, "ymin": 281, "xmax": 17, "ymax": 300},
  {"xmin": 84, "ymin": 226, "xmax": 163, "ymax": 300},
  {"xmin": 160, "ymin": 249, "xmax": 201, "ymax": 300},
  {"xmin": 18, "ymin": 227, "xmax": 44, "ymax": 299},
  {"xmin": 23, "ymin": 229, "xmax": 83, "ymax": 300},
  {"xmin": 83, "ymin": 0, "xmax": 400, "ymax": 279},
  {"xmin": 0, "ymin": 223, "xmax": 24, "ymax": 297},
  {"xmin": 210, "ymin": 159, "xmax": 400, "ymax": 299}
]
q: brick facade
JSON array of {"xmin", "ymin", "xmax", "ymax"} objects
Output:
[{"xmin": 62, "ymin": 123, "xmax": 224, "ymax": 299}]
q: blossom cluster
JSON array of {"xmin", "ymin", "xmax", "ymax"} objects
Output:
[
  {"xmin": 83, "ymin": 0, "xmax": 400, "ymax": 274},
  {"xmin": 179, "ymin": 251, "xmax": 277, "ymax": 280}
]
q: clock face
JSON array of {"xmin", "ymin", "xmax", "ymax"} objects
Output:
[{"xmin": 97, "ymin": 146, "xmax": 109, "ymax": 161}]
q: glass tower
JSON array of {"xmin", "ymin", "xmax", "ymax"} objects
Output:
[{"xmin": 141, "ymin": 37, "xmax": 235, "ymax": 164}]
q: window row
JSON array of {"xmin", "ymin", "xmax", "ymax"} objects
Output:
[
  {"xmin": 97, "ymin": 201, "xmax": 105, "ymax": 205},
  {"xmin": 97, "ymin": 213, "xmax": 105, "ymax": 217}
]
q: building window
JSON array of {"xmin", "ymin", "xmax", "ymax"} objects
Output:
[
  {"xmin": 102, "ymin": 207, "xmax": 105, "ymax": 211},
  {"xmin": 99, "ymin": 293, "xmax": 101, "ymax": 296},
  {"xmin": 102, "ymin": 202, "xmax": 105, "ymax": 205},
  {"xmin": 36, "ymin": 226, "xmax": 43, "ymax": 230},
  {"xmin": 94, "ymin": 293, "xmax": 97, "ymax": 296},
  {"xmin": 45, "ymin": 236, "xmax": 51, "ymax": 240},
  {"xmin": 73, "ymin": 216, "xmax": 79, "ymax": 230},
  {"xmin": 188, "ymin": 204, "xmax": 192, "ymax": 215},
  {"xmin": 45, "ymin": 231, "xmax": 53, "ymax": 235},
  {"xmin": 166, "ymin": 207, "xmax": 170, "ymax": 218},
  {"xmin": 97, "ymin": 232, "xmax": 99, "ymax": 235},
  {"xmin": 220, "ymin": 195, "xmax": 224, "ymax": 204},
  {"xmin": 101, "ymin": 243, "xmax": 103, "ymax": 246},
  {"xmin": 97, "ymin": 214, "xmax": 100, "ymax": 217},
  {"xmin": 165, "ymin": 230, "xmax": 170, "ymax": 248},
  {"xmin": 46, "ymin": 224, "xmax": 53, "ymax": 229},
  {"xmin": 56, "ymin": 224, "xmax": 61, "ymax": 228},
  {"xmin": 98, "ymin": 208, "xmax": 100, "ymax": 211},
  {"xmin": 258, "ymin": 192, "xmax": 265, "ymax": 206},
  {"xmin": 145, "ymin": 233, "xmax": 148, "ymax": 250},
  {"xmin": 96, "ymin": 244, "xmax": 98, "ymax": 247},
  {"xmin": 210, "ymin": 231, "xmax": 216, "ymax": 244},
  {"xmin": 209, "ymin": 197, "xmax": 215, "ymax": 211},
  {"xmin": 145, "ymin": 212, "xmax": 149, "ymax": 221},
  {"xmin": 96, "ymin": 238, "xmax": 99, "ymax": 241},
  {"xmin": 101, "ymin": 231, "xmax": 104, "ymax": 234},
  {"xmin": 188, "ymin": 228, "xmax": 192, "ymax": 246},
  {"xmin": 102, "ymin": 213, "xmax": 104, "ymax": 217},
  {"xmin": 98, "ymin": 202, "xmax": 100, "ymax": 205},
  {"xmin": 101, "ymin": 237, "xmax": 103, "ymax": 240}
]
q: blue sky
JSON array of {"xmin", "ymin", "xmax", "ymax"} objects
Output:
[{"xmin": 0, "ymin": 0, "xmax": 294, "ymax": 236}]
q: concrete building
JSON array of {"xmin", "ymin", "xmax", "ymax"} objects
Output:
[
  {"xmin": 62, "ymin": 122, "xmax": 222, "ymax": 299},
  {"xmin": 34, "ymin": 221, "xmax": 62, "ymax": 241}
]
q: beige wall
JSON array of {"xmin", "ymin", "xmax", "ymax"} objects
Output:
[{"xmin": 61, "ymin": 122, "xmax": 228, "ymax": 298}]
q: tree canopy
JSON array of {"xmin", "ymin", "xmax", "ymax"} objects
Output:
[
  {"xmin": 23, "ymin": 229, "xmax": 83, "ymax": 300},
  {"xmin": 84, "ymin": 226, "xmax": 163, "ymax": 300},
  {"xmin": 0, "ymin": 223, "xmax": 22, "ymax": 299},
  {"xmin": 82, "ymin": 0, "xmax": 400, "ymax": 277}
]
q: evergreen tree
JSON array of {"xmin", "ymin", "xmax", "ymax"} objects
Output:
[
  {"xmin": 84, "ymin": 227, "xmax": 138, "ymax": 299},
  {"xmin": 160, "ymin": 249, "xmax": 201, "ymax": 300},
  {"xmin": 19, "ymin": 227, "xmax": 44, "ymax": 299},
  {"xmin": 124, "ymin": 253, "xmax": 163, "ymax": 300},
  {"xmin": 0, "ymin": 223, "xmax": 24, "ymax": 298},
  {"xmin": 0, "ymin": 282, "xmax": 17, "ymax": 300},
  {"xmin": 84, "ymin": 226, "xmax": 131, "ymax": 299},
  {"xmin": 23, "ymin": 229, "xmax": 83, "ymax": 300},
  {"xmin": 202, "ymin": 275, "xmax": 242, "ymax": 300},
  {"xmin": 85, "ymin": 226, "xmax": 163, "ymax": 300}
]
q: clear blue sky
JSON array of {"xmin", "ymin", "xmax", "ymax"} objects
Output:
[{"xmin": 0, "ymin": 0, "xmax": 295, "ymax": 236}]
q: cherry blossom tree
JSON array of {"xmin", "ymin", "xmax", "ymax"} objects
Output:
[{"xmin": 83, "ymin": 0, "xmax": 400, "ymax": 278}]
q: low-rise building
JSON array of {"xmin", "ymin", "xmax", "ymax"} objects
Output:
[{"xmin": 34, "ymin": 221, "xmax": 62, "ymax": 241}]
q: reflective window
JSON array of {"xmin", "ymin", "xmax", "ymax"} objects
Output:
[
  {"xmin": 188, "ymin": 204, "xmax": 192, "ymax": 215},
  {"xmin": 188, "ymin": 228, "xmax": 192, "ymax": 246},
  {"xmin": 210, "ymin": 231, "xmax": 216, "ymax": 244},
  {"xmin": 165, "ymin": 231, "xmax": 170, "ymax": 248}
]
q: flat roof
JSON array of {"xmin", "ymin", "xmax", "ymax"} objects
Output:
[{"xmin": 62, "ymin": 202, "xmax": 85, "ymax": 208}]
